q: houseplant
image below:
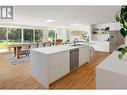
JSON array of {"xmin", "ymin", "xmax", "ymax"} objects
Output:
[{"xmin": 116, "ymin": 5, "xmax": 127, "ymax": 59}]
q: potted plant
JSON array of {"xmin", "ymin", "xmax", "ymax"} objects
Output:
[{"xmin": 116, "ymin": 5, "xmax": 127, "ymax": 59}]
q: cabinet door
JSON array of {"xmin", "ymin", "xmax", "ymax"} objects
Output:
[
  {"xmin": 49, "ymin": 64, "xmax": 61, "ymax": 84},
  {"xmin": 79, "ymin": 46, "xmax": 89, "ymax": 66},
  {"xmin": 59, "ymin": 51, "xmax": 69, "ymax": 76},
  {"xmin": 61, "ymin": 61, "xmax": 70, "ymax": 76},
  {"xmin": 48, "ymin": 51, "xmax": 69, "ymax": 83},
  {"xmin": 48, "ymin": 54, "xmax": 60, "ymax": 69}
]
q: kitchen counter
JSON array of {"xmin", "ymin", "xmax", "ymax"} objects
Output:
[
  {"xmin": 30, "ymin": 44, "xmax": 90, "ymax": 88},
  {"xmin": 31, "ymin": 44, "xmax": 83, "ymax": 54},
  {"xmin": 96, "ymin": 51, "xmax": 127, "ymax": 89}
]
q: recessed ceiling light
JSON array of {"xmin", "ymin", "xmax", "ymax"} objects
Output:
[
  {"xmin": 63, "ymin": 11, "xmax": 68, "ymax": 14},
  {"xmin": 45, "ymin": 19, "xmax": 55, "ymax": 23}
]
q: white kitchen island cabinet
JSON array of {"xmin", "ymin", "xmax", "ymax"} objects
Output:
[
  {"xmin": 30, "ymin": 44, "xmax": 90, "ymax": 88},
  {"xmin": 96, "ymin": 51, "xmax": 127, "ymax": 89},
  {"xmin": 48, "ymin": 51, "xmax": 70, "ymax": 83},
  {"xmin": 79, "ymin": 46, "xmax": 90, "ymax": 66}
]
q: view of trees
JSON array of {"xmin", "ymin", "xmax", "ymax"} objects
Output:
[
  {"xmin": 48, "ymin": 30, "xmax": 55, "ymax": 41},
  {"xmin": 0, "ymin": 26, "xmax": 45, "ymax": 49},
  {"xmin": 0, "ymin": 27, "xmax": 7, "ymax": 49},
  {"xmin": 8, "ymin": 28, "xmax": 21, "ymax": 43},
  {"xmin": 0, "ymin": 27, "xmax": 7, "ymax": 41},
  {"xmin": 23, "ymin": 29, "xmax": 33, "ymax": 43},
  {"xmin": 35, "ymin": 29, "xmax": 43, "ymax": 42}
]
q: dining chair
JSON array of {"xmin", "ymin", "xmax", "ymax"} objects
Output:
[
  {"xmin": 45, "ymin": 42, "xmax": 51, "ymax": 47},
  {"xmin": 38, "ymin": 43, "xmax": 45, "ymax": 48},
  {"xmin": 30, "ymin": 43, "xmax": 38, "ymax": 49},
  {"xmin": 19, "ymin": 44, "xmax": 30, "ymax": 57}
]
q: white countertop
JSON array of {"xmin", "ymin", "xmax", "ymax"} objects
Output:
[
  {"xmin": 119, "ymin": 44, "xmax": 127, "ymax": 48},
  {"xmin": 31, "ymin": 44, "xmax": 88, "ymax": 54},
  {"xmin": 97, "ymin": 51, "xmax": 127, "ymax": 76},
  {"xmin": 78, "ymin": 41, "xmax": 96, "ymax": 46}
]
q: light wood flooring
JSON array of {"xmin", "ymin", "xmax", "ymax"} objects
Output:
[{"xmin": 0, "ymin": 51, "xmax": 109, "ymax": 89}]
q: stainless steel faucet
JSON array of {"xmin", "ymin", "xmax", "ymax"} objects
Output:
[{"xmin": 73, "ymin": 38, "xmax": 78, "ymax": 45}]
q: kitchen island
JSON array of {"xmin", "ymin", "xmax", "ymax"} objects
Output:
[
  {"xmin": 30, "ymin": 44, "xmax": 90, "ymax": 88},
  {"xmin": 96, "ymin": 51, "xmax": 127, "ymax": 89}
]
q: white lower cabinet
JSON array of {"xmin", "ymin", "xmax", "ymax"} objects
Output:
[
  {"xmin": 48, "ymin": 64, "xmax": 61, "ymax": 83},
  {"xmin": 48, "ymin": 47, "xmax": 90, "ymax": 84},
  {"xmin": 61, "ymin": 61, "xmax": 70, "ymax": 76},
  {"xmin": 31, "ymin": 45, "xmax": 90, "ymax": 88},
  {"xmin": 79, "ymin": 46, "xmax": 90, "ymax": 66},
  {"xmin": 48, "ymin": 51, "xmax": 70, "ymax": 84}
]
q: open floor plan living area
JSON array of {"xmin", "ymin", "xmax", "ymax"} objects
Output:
[{"xmin": 0, "ymin": 5, "xmax": 127, "ymax": 89}]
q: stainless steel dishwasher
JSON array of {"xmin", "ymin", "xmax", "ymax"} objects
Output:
[{"xmin": 70, "ymin": 48, "xmax": 79, "ymax": 71}]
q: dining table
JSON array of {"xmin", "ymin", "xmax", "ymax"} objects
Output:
[
  {"xmin": 6, "ymin": 43, "xmax": 31, "ymax": 59},
  {"xmin": 6, "ymin": 42, "xmax": 55, "ymax": 59}
]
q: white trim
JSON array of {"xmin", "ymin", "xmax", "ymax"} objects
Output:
[{"xmin": 0, "ymin": 23, "xmax": 47, "ymax": 29}]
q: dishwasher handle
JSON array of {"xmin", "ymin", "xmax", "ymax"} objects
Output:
[{"xmin": 70, "ymin": 49, "xmax": 79, "ymax": 53}]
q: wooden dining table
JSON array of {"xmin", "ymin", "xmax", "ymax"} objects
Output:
[{"xmin": 6, "ymin": 43, "xmax": 31, "ymax": 59}]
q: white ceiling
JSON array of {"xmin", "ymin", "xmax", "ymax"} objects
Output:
[{"xmin": 12, "ymin": 6, "xmax": 121, "ymax": 26}]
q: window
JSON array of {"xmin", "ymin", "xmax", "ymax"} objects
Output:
[
  {"xmin": 8, "ymin": 28, "xmax": 21, "ymax": 43},
  {"xmin": 0, "ymin": 27, "xmax": 7, "ymax": 40},
  {"xmin": 48, "ymin": 30, "xmax": 55, "ymax": 42},
  {"xmin": 35, "ymin": 29, "xmax": 43, "ymax": 42},
  {"xmin": 58, "ymin": 29, "xmax": 67, "ymax": 42},
  {"xmin": 0, "ymin": 27, "xmax": 7, "ymax": 49},
  {"xmin": 23, "ymin": 28, "xmax": 33, "ymax": 43},
  {"xmin": 0, "ymin": 26, "xmax": 47, "ymax": 50}
]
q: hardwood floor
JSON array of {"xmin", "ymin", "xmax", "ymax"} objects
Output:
[{"xmin": 0, "ymin": 51, "xmax": 109, "ymax": 89}]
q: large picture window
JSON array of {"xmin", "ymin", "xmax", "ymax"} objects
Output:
[
  {"xmin": 8, "ymin": 28, "xmax": 21, "ymax": 43},
  {"xmin": 48, "ymin": 30, "xmax": 55, "ymax": 42},
  {"xmin": 23, "ymin": 28, "xmax": 33, "ymax": 43},
  {"xmin": 35, "ymin": 29, "xmax": 43, "ymax": 42},
  {"xmin": 0, "ymin": 26, "xmax": 46, "ymax": 50}
]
